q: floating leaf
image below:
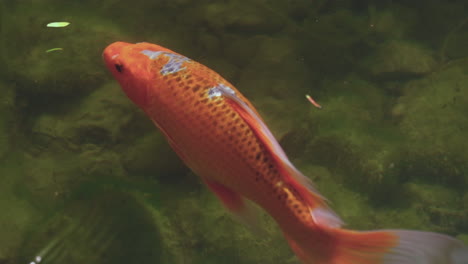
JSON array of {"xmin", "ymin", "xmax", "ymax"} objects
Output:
[
  {"xmin": 46, "ymin": 48, "xmax": 63, "ymax": 53},
  {"xmin": 46, "ymin": 22, "xmax": 70, "ymax": 28}
]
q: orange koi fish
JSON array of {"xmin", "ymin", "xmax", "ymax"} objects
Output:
[{"xmin": 103, "ymin": 42, "xmax": 468, "ymax": 264}]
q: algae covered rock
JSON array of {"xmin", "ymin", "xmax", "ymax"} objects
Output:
[
  {"xmin": 365, "ymin": 40, "xmax": 436, "ymax": 79},
  {"xmin": 163, "ymin": 192, "xmax": 294, "ymax": 264},
  {"xmin": 367, "ymin": 4, "xmax": 414, "ymax": 40},
  {"xmin": 201, "ymin": 1, "xmax": 285, "ymax": 34},
  {"xmin": 403, "ymin": 183, "xmax": 467, "ymax": 234},
  {"xmin": 22, "ymin": 82, "xmax": 138, "ymax": 205},
  {"xmin": 223, "ymin": 35, "xmax": 264, "ymax": 69},
  {"xmin": 0, "ymin": 81, "xmax": 15, "ymax": 160},
  {"xmin": 289, "ymin": 76, "xmax": 405, "ymax": 204},
  {"xmin": 17, "ymin": 189, "xmax": 169, "ymax": 264},
  {"xmin": 0, "ymin": 156, "xmax": 39, "ymax": 263},
  {"xmin": 121, "ymin": 132, "xmax": 189, "ymax": 183},
  {"xmin": 3, "ymin": 4, "xmax": 125, "ymax": 97},
  {"xmin": 395, "ymin": 65, "xmax": 468, "ymax": 187},
  {"xmin": 31, "ymin": 82, "xmax": 136, "ymax": 148},
  {"xmin": 299, "ymin": 9, "xmax": 372, "ymax": 76},
  {"xmin": 233, "ymin": 36, "xmax": 314, "ymax": 136}
]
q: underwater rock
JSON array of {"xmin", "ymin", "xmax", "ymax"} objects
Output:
[
  {"xmin": 409, "ymin": 1, "xmax": 467, "ymax": 60},
  {"xmin": 299, "ymin": 9, "xmax": 371, "ymax": 77},
  {"xmin": 165, "ymin": 192, "xmax": 293, "ymax": 264},
  {"xmin": 78, "ymin": 144, "xmax": 126, "ymax": 178},
  {"xmin": 223, "ymin": 35, "xmax": 264, "ymax": 68},
  {"xmin": 201, "ymin": 1, "xmax": 285, "ymax": 34},
  {"xmin": 121, "ymin": 133, "xmax": 189, "ymax": 183},
  {"xmin": 0, "ymin": 82, "xmax": 15, "ymax": 161},
  {"xmin": 395, "ymin": 65, "xmax": 468, "ymax": 187},
  {"xmin": 294, "ymin": 76, "xmax": 406, "ymax": 204},
  {"xmin": 0, "ymin": 156, "xmax": 39, "ymax": 264},
  {"xmin": 443, "ymin": 26, "xmax": 468, "ymax": 60},
  {"xmin": 21, "ymin": 153, "xmax": 80, "ymax": 208},
  {"xmin": 31, "ymin": 82, "xmax": 136, "ymax": 149},
  {"xmin": 365, "ymin": 40, "xmax": 436, "ymax": 79},
  {"xmin": 405, "ymin": 183, "xmax": 467, "ymax": 235},
  {"xmin": 22, "ymin": 82, "xmax": 140, "ymax": 204},
  {"xmin": 16, "ymin": 190, "xmax": 169, "ymax": 264},
  {"xmin": 366, "ymin": 4, "xmax": 413, "ymax": 40},
  {"xmin": 236, "ymin": 36, "xmax": 313, "ymax": 135},
  {"xmin": 0, "ymin": 197, "xmax": 37, "ymax": 263},
  {"xmin": 4, "ymin": 6, "xmax": 125, "ymax": 98},
  {"xmin": 405, "ymin": 183, "xmax": 459, "ymax": 208}
]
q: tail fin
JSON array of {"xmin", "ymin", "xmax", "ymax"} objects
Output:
[{"xmin": 286, "ymin": 228, "xmax": 468, "ymax": 264}]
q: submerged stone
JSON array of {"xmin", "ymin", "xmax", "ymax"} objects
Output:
[{"xmin": 365, "ymin": 40, "xmax": 436, "ymax": 79}]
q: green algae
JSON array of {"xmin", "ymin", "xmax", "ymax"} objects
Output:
[
  {"xmin": 1, "ymin": 0, "xmax": 468, "ymax": 263},
  {"xmin": 17, "ymin": 188, "xmax": 168, "ymax": 264}
]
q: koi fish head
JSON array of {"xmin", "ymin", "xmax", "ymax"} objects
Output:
[{"xmin": 103, "ymin": 41, "xmax": 186, "ymax": 109}]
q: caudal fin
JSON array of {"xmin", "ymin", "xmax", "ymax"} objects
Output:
[{"xmin": 287, "ymin": 228, "xmax": 468, "ymax": 264}]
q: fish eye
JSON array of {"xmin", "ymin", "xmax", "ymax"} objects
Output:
[{"xmin": 115, "ymin": 64, "xmax": 124, "ymax": 73}]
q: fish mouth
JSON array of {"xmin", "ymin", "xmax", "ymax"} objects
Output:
[{"xmin": 103, "ymin": 41, "xmax": 130, "ymax": 64}]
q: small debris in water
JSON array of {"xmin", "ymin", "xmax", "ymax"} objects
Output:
[{"xmin": 306, "ymin": 94, "xmax": 322, "ymax": 109}]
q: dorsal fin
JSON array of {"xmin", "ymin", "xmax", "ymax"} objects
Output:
[{"xmin": 215, "ymin": 84, "xmax": 344, "ymax": 228}]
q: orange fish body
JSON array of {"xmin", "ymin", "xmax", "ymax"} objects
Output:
[{"xmin": 104, "ymin": 42, "xmax": 467, "ymax": 264}]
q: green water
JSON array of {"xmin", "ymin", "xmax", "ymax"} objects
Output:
[{"xmin": 1, "ymin": 0, "xmax": 467, "ymax": 263}]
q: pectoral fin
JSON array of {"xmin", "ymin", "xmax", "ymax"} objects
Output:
[{"xmin": 202, "ymin": 178, "xmax": 261, "ymax": 231}]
